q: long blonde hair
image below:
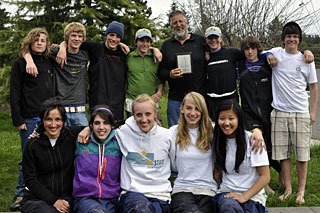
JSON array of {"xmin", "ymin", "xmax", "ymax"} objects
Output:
[
  {"xmin": 19, "ymin": 27, "xmax": 50, "ymax": 57},
  {"xmin": 176, "ymin": 92, "xmax": 213, "ymax": 151}
]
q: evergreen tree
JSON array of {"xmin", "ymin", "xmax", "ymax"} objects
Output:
[
  {"xmin": 8, "ymin": 0, "xmax": 155, "ymax": 45},
  {"xmin": 0, "ymin": 3, "xmax": 14, "ymax": 105},
  {"xmin": 0, "ymin": 0, "xmax": 168, "ymax": 107}
]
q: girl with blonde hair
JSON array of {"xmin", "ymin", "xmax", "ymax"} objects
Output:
[
  {"xmin": 77, "ymin": 94, "xmax": 175, "ymax": 212},
  {"xmin": 117, "ymin": 94, "xmax": 174, "ymax": 212},
  {"xmin": 170, "ymin": 91, "xmax": 217, "ymax": 213}
]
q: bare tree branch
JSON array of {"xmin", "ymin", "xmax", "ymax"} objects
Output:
[{"xmin": 178, "ymin": 0, "xmax": 317, "ymax": 48}]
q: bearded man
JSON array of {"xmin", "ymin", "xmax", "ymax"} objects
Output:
[{"xmin": 158, "ymin": 10, "xmax": 207, "ymax": 127}]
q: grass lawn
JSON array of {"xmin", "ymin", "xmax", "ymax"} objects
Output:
[
  {"xmin": 1, "ymin": 107, "xmax": 320, "ymax": 211},
  {"xmin": 0, "ymin": 112, "xmax": 21, "ymax": 211},
  {"xmin": 266, "ymin": 146, "xmax": 320, "ymax": 207}
]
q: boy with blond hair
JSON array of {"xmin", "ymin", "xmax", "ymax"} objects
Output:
[{"xmin": 25, "ymin": 22, "xmax": 90, "ymax": 126}]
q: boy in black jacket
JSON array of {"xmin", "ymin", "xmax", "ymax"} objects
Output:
[{"xmin": 239, "ymin": 36, "xmax": 281, "ymax": 194}]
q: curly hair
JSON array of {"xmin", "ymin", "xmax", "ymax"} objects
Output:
[
  {"xmin": 19, "ymin": 27, "xmax": 50, "ymax": 57},
  {"xmin": 64, "ymin": 22, "xmax": 86, "ymax": 42}
]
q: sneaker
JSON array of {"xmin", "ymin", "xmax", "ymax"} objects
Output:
[{"xmin": 9, "ymin": 196, "xmax": 23, "ymax": 211}]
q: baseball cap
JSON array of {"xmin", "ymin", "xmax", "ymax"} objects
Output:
[
  {"xmin": 135, "ymin": 28, "xmax": 152, "ymax": 40},
  {"xmin": 205, "ymin": 26, "xmax": 222, "ymax": 37}
]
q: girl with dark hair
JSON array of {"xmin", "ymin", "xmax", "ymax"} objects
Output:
[
  {"xmin": 9, "ymin": 27, "xmax": 55, "ymax": 211},
  {"xmin": 72, "ymin": 105, "xmax": 121, "ymax": 213},
  {"xmin": 77, "ymin": 95, "xmax": 174, "ymax": 212},
  {"xmin": 21, "ymin": 98, "xmax": 84, "ymax": 213},
  {"xmin": 213, "ymin": 100, "xmax": 270, "ymax": 213}
]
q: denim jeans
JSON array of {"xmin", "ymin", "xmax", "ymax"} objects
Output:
[
  {"xmin": 65, "ymin": 112, "xmax": 88, "ymax": 126},
  {"xmin": 16, "ymin": 117, "xmax": 40, "ymax": 197},
  {"xmin": 119, "ymin": 191, "xmax": 170, "ymax": 213},
  {"xmin": 73, "ymin": 197, "xmax": 118, "ymax": 213},
  {"xmin": 167, "ymin": 99, "xmax": 181, "ymax": 127},
  {"xmin": 171, "ymin": 192, "xmax": 213, "ymax": 213},
  {"xmin": 212, "ymin": 192, "xmax": 267, "ymax": 213}
]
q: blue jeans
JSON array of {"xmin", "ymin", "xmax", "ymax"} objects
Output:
[
  {"xmin": 65, "ymin": 112, "xmax": 88, "ymax": 126},
  {"xmin": 119, "ymin": 191, "xmax": 170, "ymax": 213},
  {"xmin": 167, "ymin": 99, "xmax": 181, "ymax": 127},
  {"xmin": 73, "ymin": 197, "xmax": 118, "ymax": 213},
  {"xmin": 16, "ymin": 117, "xmax": 40, "ymax": 197},
  {"xmin": 212, "ymin": 192, "xmax": 267, "ymax": 213}
]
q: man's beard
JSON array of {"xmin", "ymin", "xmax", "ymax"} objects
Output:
[{"xmin": 173, "ymin": 28, "xmax": 188, "ymax": 40}]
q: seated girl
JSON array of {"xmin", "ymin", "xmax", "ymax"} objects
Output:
[
  {"xmin": 116, "ymin": 94, "xmax": 175, "ymax": 213},
  {"xmin": 77, "ymin": 94, "xmax": 175, "ymax": 213},
  {"xmin": 21, "ymin": 98, "xmax": 84, "ymax": 213},
  {"xmin": 170, "ymin": 92, "xmax": 217, "ymax": 213},
  {"xmin": 213, "ymin": 100, "xmax": 270, "ymax": 213},
  {"xmin": 72, "ymin": 106, "xmax": 122, "ymax": 213}
]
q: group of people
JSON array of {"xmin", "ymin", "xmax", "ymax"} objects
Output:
[
  {"xmin": 9, "ymin": 8, "xmax": 317, "ymax": 213},
  {"xmin": 158, "ymin": 10, "xmax": 318, "ymax": 208}
]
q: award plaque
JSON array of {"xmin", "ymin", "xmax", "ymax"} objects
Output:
[{"xmin": 176, "ymin": 52, "xmax": 192, "ymax": 74}]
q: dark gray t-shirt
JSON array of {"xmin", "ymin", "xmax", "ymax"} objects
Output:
[{"xmin": 51, "ymin": 46, "xmax": 89, "ymax": 106}]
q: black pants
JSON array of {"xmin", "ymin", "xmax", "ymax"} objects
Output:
[
  {"xmin": 171, "ymin": 192, "xmax": 213, "ymax": 213},
  {"xmin": 21, "ymin": 199, "xmax": 60, "ymax": 213}
]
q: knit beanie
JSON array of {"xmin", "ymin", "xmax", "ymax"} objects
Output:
[
  {"xmin": 281, "ymin": 21, "xmax": 302, "ymax": 42},
  {"xmin": 105, "ymin": 21, "xmax": 124, "ymax": 39}
]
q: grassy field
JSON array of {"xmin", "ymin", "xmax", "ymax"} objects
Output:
[
  {"xmin": 266, "ymin": 147, "xmax": 320, "ymax": 207},
  {"xmin": 1, "ymin": 107, "xmax": 320, "ymax": 211},
  {"xmin": 0, "ymin": 112, "xmax": 21, "ymax": 211}
]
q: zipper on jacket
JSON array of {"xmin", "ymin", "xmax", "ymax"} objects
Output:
[{"xmin": 97, "ymin": 143, "xmax": 107, "ymax": 198}]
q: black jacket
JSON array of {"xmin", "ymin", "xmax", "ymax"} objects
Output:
[
  {"xmin": 22, "ymin": 126, "xmax": 84, "ymax": 205},
  {"xmin": 10, "ymin": 54, "xmax": 55, "ymax": 126},
  {"xmin": 239, "ymin": 61, "xmax": 273, "ymax": 131},
  {"xmin": 206, "ymin": 48, "xmax": 243, "ymax": 96},
  {"xmin": 158, "ymin": 33, "xmax": 207, "ymax": 101},
  {"xmin": 81, "ymin": 41, "xmax": 127, "ymax": 121}
]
